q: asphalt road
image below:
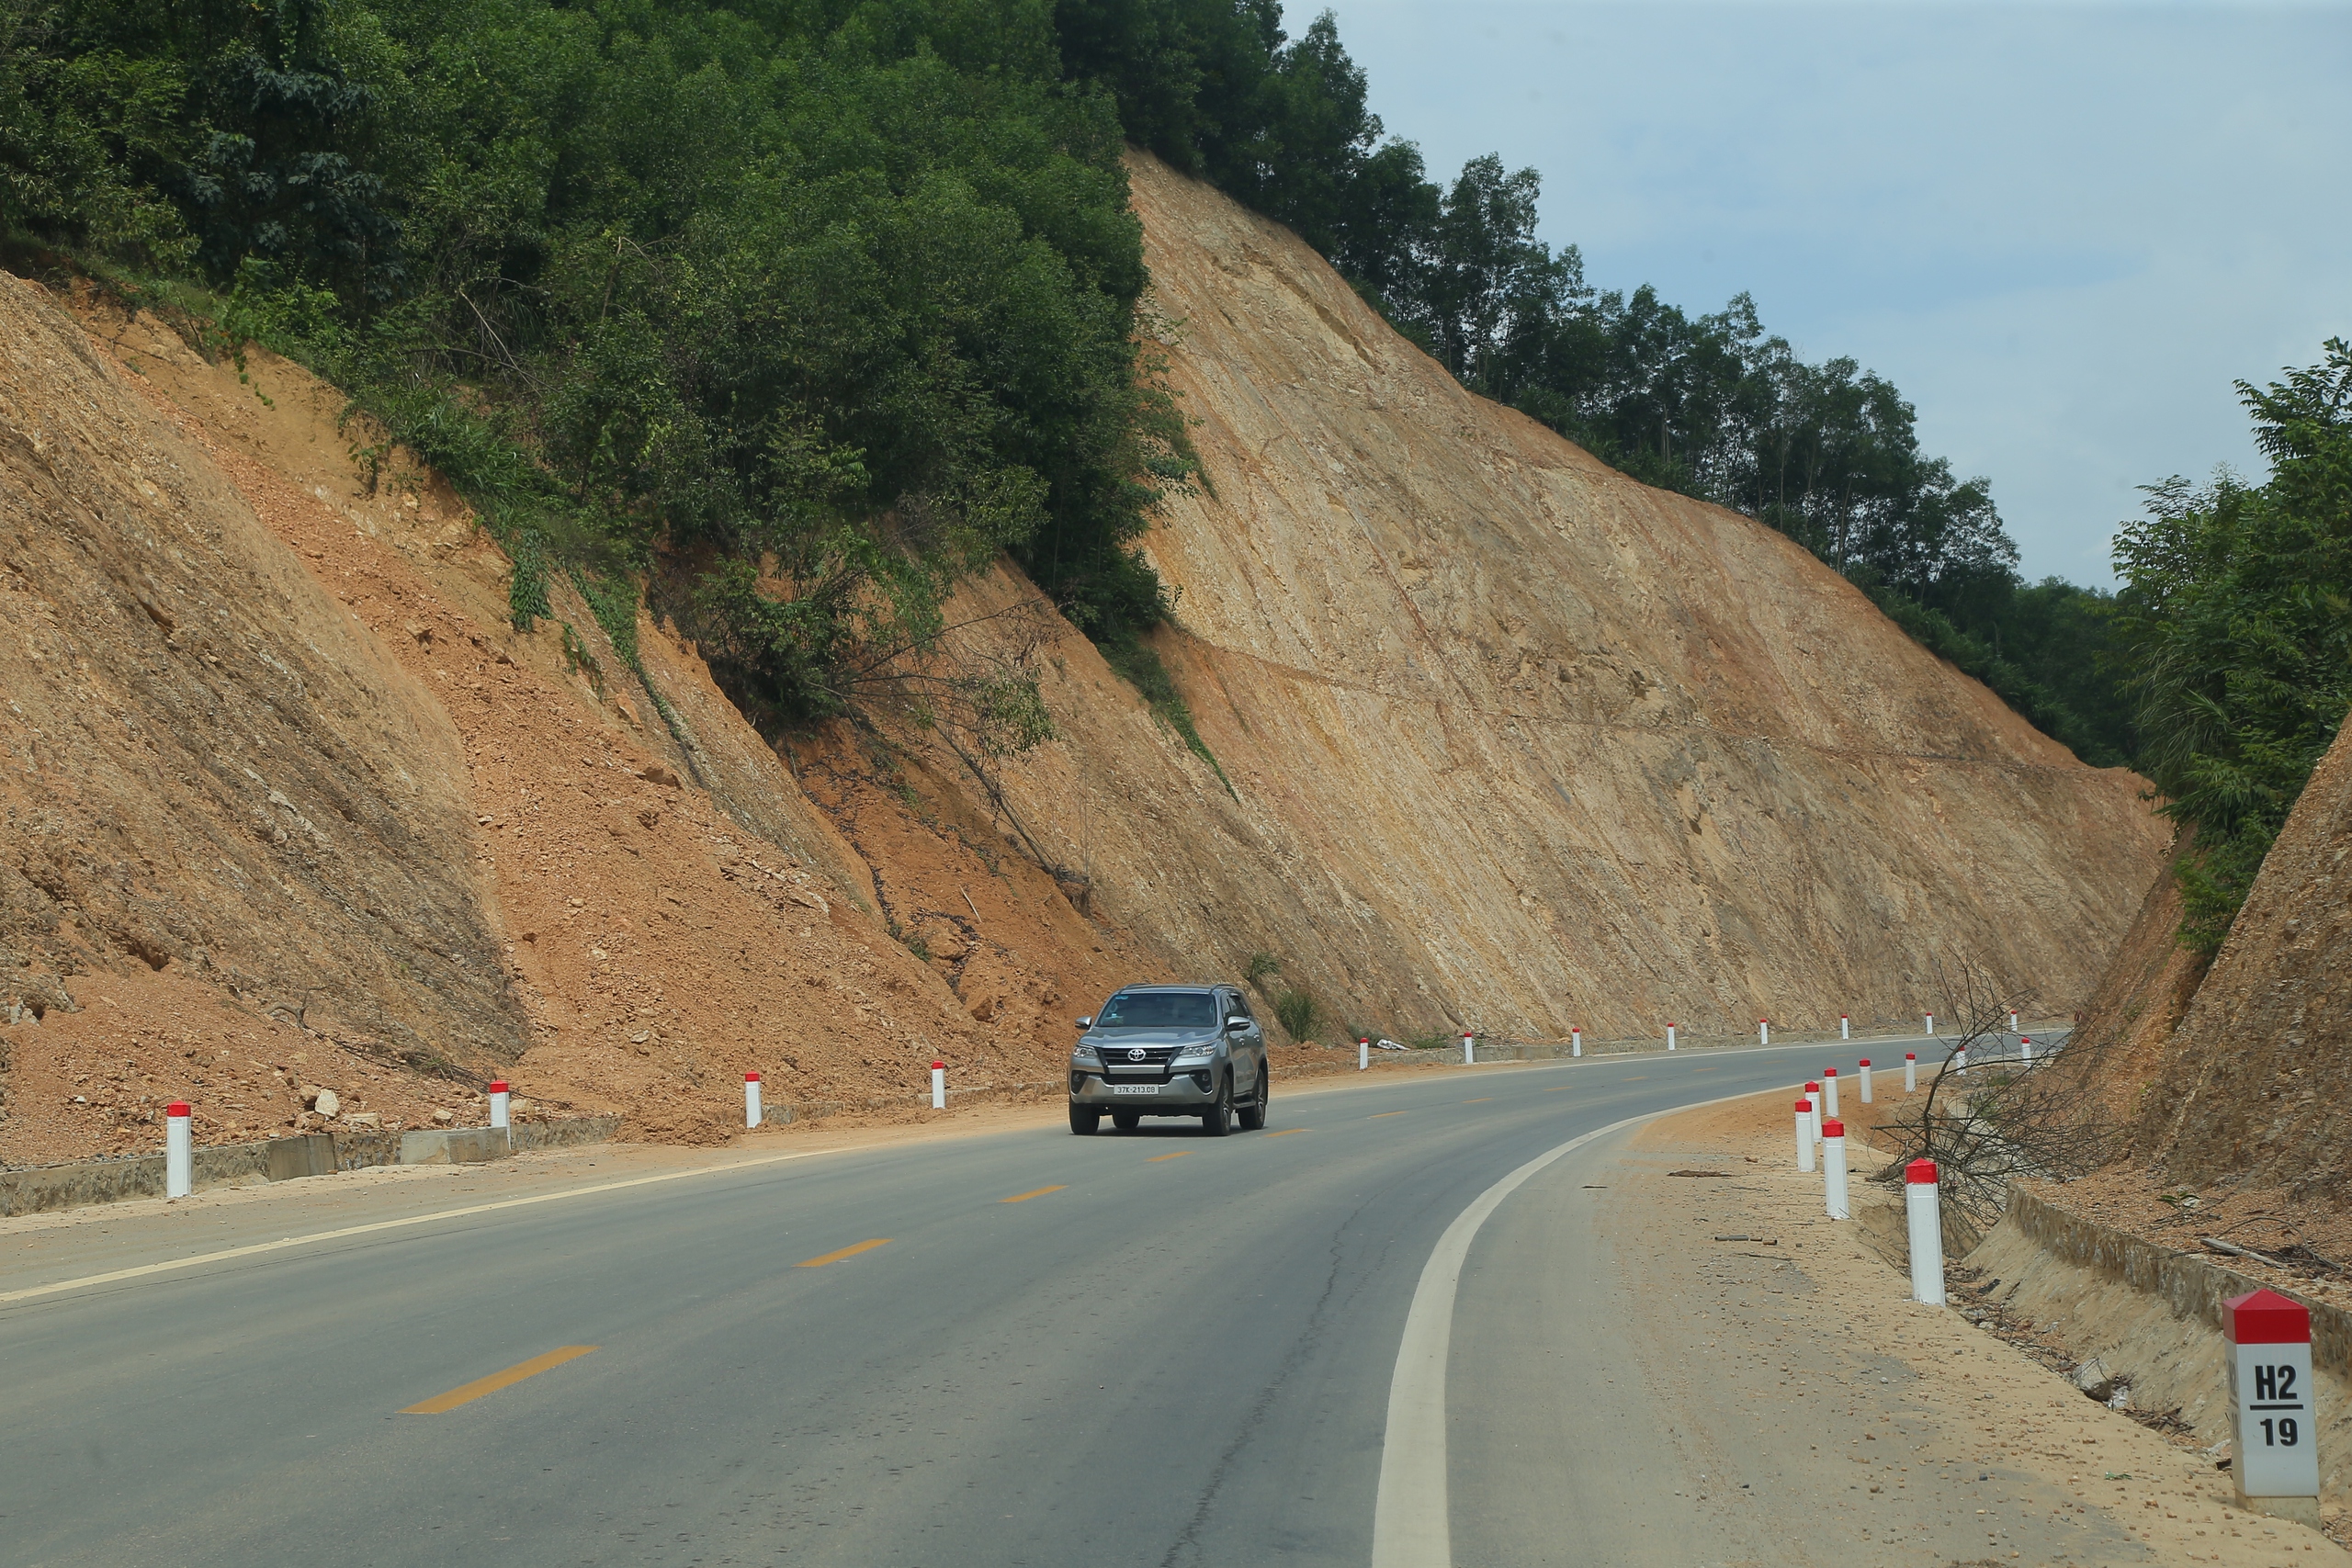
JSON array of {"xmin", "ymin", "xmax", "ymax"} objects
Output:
[{"xmin": 1, "ymin": 1035, "xmax": 1979, "ymax": 1568}]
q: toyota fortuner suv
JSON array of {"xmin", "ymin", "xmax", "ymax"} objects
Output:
[{"xmin": 1069, "ymin": 984, "xmax": 1268, "ymax": 1135}]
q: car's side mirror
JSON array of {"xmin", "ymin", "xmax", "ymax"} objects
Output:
[
  {"xmin": 1075, "ymin": 1016, "xmax": 1093, "ymax": 1030},
  {"xmin": 1226, "ymin": 1016, "xmax": 1250, "ymax": 1032}
]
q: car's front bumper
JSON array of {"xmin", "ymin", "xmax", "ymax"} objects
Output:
[{"xmin": 1069, "ymin": 1069, "xmax": 1217, "ymax": 1109}]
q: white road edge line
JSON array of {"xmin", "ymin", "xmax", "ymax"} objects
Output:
[
  {"xmin": 1369, "ymin": 1083, "xmax": 1795, "ymax": 1568},
  {"xmin": 0, "ymin": 1144, "xmax": 884, "ymax": 1306}
]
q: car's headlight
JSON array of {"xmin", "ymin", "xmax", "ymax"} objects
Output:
[{"xmin": 1173, "ymin": 1040, "xmax": 1220, "ymax": 1061}]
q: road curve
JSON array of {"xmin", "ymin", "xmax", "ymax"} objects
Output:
[{"xmin": 2, "ymin": 1038, "xmax": 1965, "ymax": 1567}]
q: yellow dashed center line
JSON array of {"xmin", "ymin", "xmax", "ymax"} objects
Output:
[
  {"xmin": 401, "ymin": 1346, "xmax": 597, "ymax": 1415},
  {"xmin": 1264, "ymin": 1128, "xmax": 1307, "ymax": 1137},
  {"xmin": 1148, "ymin": 1151, "xmax": 1191, "ymax": 1163},
  {"xmin": 1543, "ymin": 1087, "xmax": 1574, "ymax": 1092},
  {"xmin": 797, "ymin": 1238, "xmax": 891, "ymax": 1268},
  {"xmin": 1369, "ymin": 1111, "xmax": 1406, "ymax": 1119},
  {"xmin": 1461, "ymin": 1098, "xmax": 1495, "ymax": 1103},
  {"xmin": 1001, "ymin": 1186, "xmax": 1067, "ymax": 1203},
  {"xmin": 1624, "ymin": 1075, "xmax": 1647, "ymax": 1080}
]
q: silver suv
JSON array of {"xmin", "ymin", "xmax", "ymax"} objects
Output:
[{"xmin": 1069, "ymin": 984, "xmax": 1269, "ymax": 1136}]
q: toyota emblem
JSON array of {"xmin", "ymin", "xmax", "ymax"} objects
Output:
[{"xmin": 1127, "ymin": 1047, "xmax": 1147, "ymax": 1061}]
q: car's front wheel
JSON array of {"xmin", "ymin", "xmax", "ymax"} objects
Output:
[
  {"xmin": 1200, "ymin": 1075, "xmax": 1232, "ymax": 1137},
  {"xmin": 1238, "ymin": 1065, "xmax": 1269, "ymax": 1131},
  {"xmin": 1069, "ymin": 1105, "xmax": 1100, "ymax": 1135}
]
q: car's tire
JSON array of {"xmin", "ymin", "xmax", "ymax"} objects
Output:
[
  {"xmin": 1069, "ymin": 1105, "xmax": 1100, "ymax": 1135},
  {"xmin": 1238, "ymin": 1065, "xmax": 1269, "ymax": 1131},
  {"xmin": 1112, "ymin": 1111, "xmax": 1140, "ymax": 1132},
  {"xmin": 1200, "ymin": 1075, "xmax": 1232, "ymax": 1137}
]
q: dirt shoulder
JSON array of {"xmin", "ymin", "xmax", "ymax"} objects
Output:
[{"xmin": 1607, "ymin": 1088, "xmax": 2350, "ymax": 1566}]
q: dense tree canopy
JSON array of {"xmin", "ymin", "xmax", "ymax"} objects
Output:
[{"xmin": 2109, "ymin": 342, "xmax": 2352, "ymax": 952}]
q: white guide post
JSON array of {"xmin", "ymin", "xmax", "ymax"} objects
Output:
[
  {"xmin": 1463, "ymin": 1032, "xmax": 1475, "ymax": 1066},
  {"xmin": 165, "ymin": 1100, "xmax": 193, "ymax": 1200},
  {"xmin": 1666, "ymin": 1023, "xmax": 1677, "ymax": 1052},
  {"xmin": 489, "ymin": 1079, "xmax": 510, "ymax": 1130},
  {"xmin": 1925, "ymin": 1011, "xmax": 1934, "ymax": 1037},
  {"xmin": 1822, "ymin": 1119, "xmax": 1850, "ymax": 1220},
  {"xmin": 1758, "ymin": 1018, "xmax": 1770, "ymax": 1046},
  {"xmin": 1793, "ymin": 1099, "xmax": 1815, "ymax": 1172},
  {"xmin": 1840, "ymin": 1012, "xmax": 1849, "ymax": 1041},
  {"xmin": 1858, "ymin": 1059, "xmax": 1873, "ymax": 1103},
  {"xmin": 744, "ymin": 1072, "xmax": 763, "ymax": 1129},
  {"xmin": 1823, "ymin": 1067, "xmax": 1840, "ymax": 1119},
  {"xmin": 1570, "ymin": 1027, "xmax": 1582, "ymax": 1058},
  {"xmin": 2019, "ymin": 1036, "xmax": 2034, "ymax": 1066},
  {"xmin": 1802, "ymin": 1083, "xmax": 1823, "ymax": 1145},
  {"xmin": 2009, "ymin": 1010, "xmax": 2018, "ymax": 1032},
  {"xmin": 1904, "ymin": 1053, "xmax": 1917, "ymax": 1093},
  {"xmin": 1955, "ymin": 1046, "xmax": 1969, "ymax": 1076},
  {"xmin": 2225, "ymin": 1289, "xmax": 2322, "ymax": 1526},
  {"xmin": 1905, "ymin": 1158, "xmax": 1945, "ymax": 1303},
  {"xmin": 1359, "ymin": 1037, "xmax": 1369, "ymax": 1071},
  {"xmin": 930, "ymin": 1060, "xmax": 946, "ymax": 1111}
]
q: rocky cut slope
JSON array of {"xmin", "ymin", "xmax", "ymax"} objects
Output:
[
  {"xmin": 0, "ymin": 273, "xmax": 1148, "ymax": 1162},
  {"xmin": 885, "ymin": 152, "xmax": 2171, "ymax": 1040}
]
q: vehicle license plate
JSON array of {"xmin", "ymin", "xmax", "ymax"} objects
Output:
[{"xmin": 1111, "ymin": 1084, "xmax": 1159, "ymax": 1095}]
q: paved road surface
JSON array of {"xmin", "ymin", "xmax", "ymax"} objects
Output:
[{"xmin": 3, "ymin": 1036, "xmax": 1981, "ymax": 1567}]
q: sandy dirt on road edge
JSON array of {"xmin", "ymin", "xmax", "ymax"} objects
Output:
[{"xmin": 1613, "ymin": 1089, "xmax": 2347, "ymax": 1566}]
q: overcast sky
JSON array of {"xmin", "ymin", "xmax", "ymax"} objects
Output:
[{"xmin": 1300, "ymin": 1, "xmax": 2352, "ymax": 586}]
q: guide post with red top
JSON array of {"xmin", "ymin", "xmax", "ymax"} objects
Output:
[
  {"xmin": 165, "ymin": 1101, "xmax": 193, "ymax": 1200},
  {"xmin": 488, "ymin": 1080, "xmax": 510, "ymax": 1131},
  {"xmin": 1358, "ymin": 1037, "xmax": 1368, "ymax": 1071},
  {"xmin": 2019, "ymin": 1036, "xmax": 2034, "ymax": 1066},
  {"xmin": 1666, "ymin": 1023, "xmax": 1676, "ymax": 1052},
  {"xmin": 1905, "ymin": 1158, "xmax": 1944, "ymax": 1303},
  {"xmin": 2008, "ymin": 1009, "xmax": 2018, "ymax": 1032},
  {"xmin": 1802, "ymin": 1082, "xmax": 1822, "ymax": 1145},
  {"xmin": 1904, "ymin": 1053, "xmax": 1917, "ymax": 1093},
  {"xmin": 2226, "ymin": 1289, "xmax": 2322, "ymax": 1525},
  {"xmin": 1858, "ymin": 1059, "xmax": 1873, "ymax": 1103},
  {"xmin": 1823, "ymin": 1066, "xmax": 1840, "ymax": 1119},
  {"xmin": 930, "ymin": 1061, "xmax": 945, "ymax": 1111},
  {"xmin": 1793, "ymin": 1099, "xmax": 1815, "ymax": 1173},
  {"xmin": 1758, "ymin": 1018, "xmax": 1770, "ymax": 1046},
  {"xmin": 1570, "ymin": 1026, "xmax": 1581, "ymax": 1059},
  {"xmin": 1822, "ymin": 1119, "xmax": 1850, "ymax": 1220},
  {"xmin": 745, "ymin": 1072, "xmax": 763, "ymax": 1129},
  {"xmin": 1840, "ymin": 1012, "xmax": 1849, "ymax": 1040},
  {"xmin": 1462, "ymin": 1032, "xmax": 1475, "ymax": 1066}
]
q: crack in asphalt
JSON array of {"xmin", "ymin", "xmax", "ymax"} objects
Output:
[{"xmin": 1156, "ymin": 1194, "xmax": 1393, "ymax": 1568}]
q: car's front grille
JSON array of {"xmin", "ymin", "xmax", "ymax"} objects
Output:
[{"xmin": 1099, "ymin": 1045, "xmax": 1181, "ymax": 1072}]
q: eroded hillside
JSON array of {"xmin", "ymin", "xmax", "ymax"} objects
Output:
[
  {"xmin": 870, "ymin": 153, "xmax": 2170, "ymax": 1040},
  {"xmin": 0, "ymin": 273, "xmax": 1147, "ymax": 1163},
  {"xmin": 1, "ymin": 153, "xmax": 2177, "ymax": 1160}
]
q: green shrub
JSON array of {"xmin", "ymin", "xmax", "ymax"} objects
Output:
[{"xmin": 1272, "ymin": 989, "xmax": 1321, "ymax": 1043}]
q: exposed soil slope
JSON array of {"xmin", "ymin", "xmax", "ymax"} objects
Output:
[
  {"xmin": 0, "ymin": 275, "xmax": 1149, "ymax": 1162},
  {"xmin": 888, "ymin": 152, "xmax": 2168, "ymax": 1040},
  {"xmin": 2071, "ymin": 712, "xmax": 2351, "ymax": 1199}
]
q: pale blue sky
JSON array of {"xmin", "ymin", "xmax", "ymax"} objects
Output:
[{"xmin": 1301, "ymin": 1, "xmax": 2352, "ymax": 585}]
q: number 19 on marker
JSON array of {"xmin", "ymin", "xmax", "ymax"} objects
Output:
[{"xmin": 2226, "ymin": 1289, "xmax": 2320, "ymax": 1513}]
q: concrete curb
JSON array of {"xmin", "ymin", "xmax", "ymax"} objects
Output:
[
  {"xmin": 0, "ymin": 1117, "xmax": 621, "ymax": 1216},
  {"xmin": 2002, "ymin": 1186, "xmax": 2351, "ymax": 1380}
]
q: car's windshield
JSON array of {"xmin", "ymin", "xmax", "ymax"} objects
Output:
[{"xmin": 1095, "ymin": 990, "xmax": 1218, "ymax": 1029}]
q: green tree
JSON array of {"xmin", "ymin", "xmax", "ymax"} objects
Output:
[{"xmin": 2112, "ymin": 340, "xmax": 2352, "ymax": 953}]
